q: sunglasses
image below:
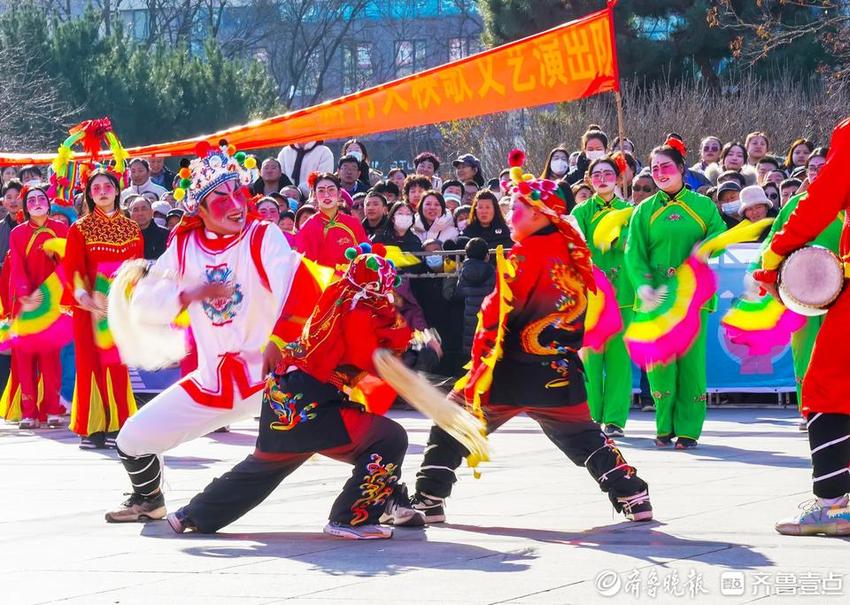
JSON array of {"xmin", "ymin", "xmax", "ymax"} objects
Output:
[
  {"xmin": 703, "ymin": 145, "xmax": 720, "ymax": 152},
  {"xmin": 633, "ymin": 186, "xmax": 655, "ymax": 193},
  {"xmin": 766, "ymin": 192, "xmax": 779, "ymax": 201}
]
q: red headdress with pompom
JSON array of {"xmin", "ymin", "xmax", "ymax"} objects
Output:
[
  {"xmin": 505, "ymin": 149, "xmax": 595, "ymax": 291},
  {"xmin": 664, "ymin": 137, "xmax": 687, "ymax": 158}
]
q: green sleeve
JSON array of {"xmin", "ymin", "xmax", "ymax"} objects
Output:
[
  {"xmin": 753, "ymin": 198, "xmax": 795, "ymax": 270},
  {"xmin": 570, "ymin": 200, "xmax": 592, "ymax": 240},
  {"xmin": 624, "ymin": 199, "xmax": 653, "ymax": 290},
  {"xmin": 701, "ymin": 197, "xmax": 728, "ymax": 241}
]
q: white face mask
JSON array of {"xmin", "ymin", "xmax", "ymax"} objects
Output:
[
  {"xmin": 721, "ymin": 201, "xmax": 741, "ymax": 216},
  {"xmin": 154, "ymin": 217, "xmax": 167, "ymax": 228},
  {"xmin": 394, "ymin": 214, "xmax": 413, "ymax": 230},
  {"xmin": 550, "ymin": 159, "xmax": 568, "ymax": 175},
  {"xmin": 348, "ymin": 150, "xmax": 363, "ymax": 162},
  {"xmin": 586, "ymin": 150, "xmax": 605, "ymax": 162}
]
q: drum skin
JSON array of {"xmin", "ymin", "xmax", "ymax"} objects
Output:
[{"xmin": 778, "ymin": 246, "xmax": 845, "ymax": 316}]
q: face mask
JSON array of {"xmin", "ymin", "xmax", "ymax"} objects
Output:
[
  {"xmin": 287, "ymin": 198, "xmax": 299, "ymax": 212},
  {"xmin": 154, "ymin": 217, "xmax": 167, "ymax": 228},
  {"xmin": 425, "ymin": 255, "xmax": 443, "ymax": 269},
  {"xmin": 394, "ymin": 214, "xmax": 413, "ymax": 230},
  {"xmin": 550, "ymin": 159, "xmax": 568, "ymax": 175},
  {"xmin": 722, "ymin": 201, "xmax": 741, "ymax": 216},
  {"xmin": 586, "ymin": 150, "xmax": 605, "ymax": 162},
  {"xmin": 347, "ymin": 150, "xmax": 363, "ymax": 162},
  {"xmin": 457, "ymin": 219, "xmax": 468, "ymax": 231}
]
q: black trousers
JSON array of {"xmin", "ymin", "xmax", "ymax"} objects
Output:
[
  {"xmin": 182, "ymin": 410, "xmax": 408, "ymax": 533},
  {"xmin": 808, "ymin": 412, "xmax": 850, "ymax": 499},
  {"xmin": 415, "ymin": 402, "xmax": 648, "ymax": 510}
]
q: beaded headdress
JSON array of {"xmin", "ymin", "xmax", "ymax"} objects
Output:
[{"xmin": 173, "ymin": 139, "xmax": 256, "ymax": 214}]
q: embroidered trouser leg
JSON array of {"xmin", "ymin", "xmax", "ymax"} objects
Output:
[
  {"xmin": 648, "ymin": 311, "xmax": 708, "ymax": 439},
  {"xmin": 416, "ymin": 402, "xmax": 648, "ymax": 503},
  {"xmin": 791, "ymin": 316, "xmax": 824, "ymax": 411},
  {"xmin": 182, "ymin": 410, "xmax": 408, "ymax": 533},
  {"xmin": 807, "ymin": 413, "xmax": 850, "ymax": 499},
  {"xmin": 585, "ymin": 313, "xmax": 633, "ymax": 429}
]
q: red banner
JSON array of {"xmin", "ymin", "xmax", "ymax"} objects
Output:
[{"xmin": 0, "ymin": 6, "xmax": 619, "ymax": 165}]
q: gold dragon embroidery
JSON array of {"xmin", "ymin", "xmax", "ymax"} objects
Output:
[{"xmin": 519, "ymin": 260, "xmax": 587, "ymax": 358}]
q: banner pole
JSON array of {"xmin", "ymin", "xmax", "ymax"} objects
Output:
[{"xmin": 614, "ymin": 89, "xmax": 626, "ymax": 150}]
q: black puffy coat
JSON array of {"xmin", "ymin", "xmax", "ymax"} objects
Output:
[{"xmin": 452, "ymin": 258, "xmax": 496, "ymax": 357}]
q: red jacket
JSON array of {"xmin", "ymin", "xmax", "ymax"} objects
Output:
[
  {"xmin": 8, "ymin": 218, "xmax": 68, "ymax": 310},
  {"xmin": 766, "ymin": 117, "xmax": 850, "ymax": 267},
  {"xmin": 293, "ymin": 210, "xmax": 367, "ymax": 270},
  {"xmin": 763, "ymin": 117, "xmax": 850, "ymax": 415}
]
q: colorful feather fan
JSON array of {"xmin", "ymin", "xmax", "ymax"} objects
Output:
[
  {"xmin": 10, "ymin": 269, "xmax": 73, "ymax": 353},
  {"xmin": 583, "ymin": 266, "xmax": 623, "ymax": 351},
  {"xmin": 721, "ymin": 294, "xmax": 805, "ymax": 355}
]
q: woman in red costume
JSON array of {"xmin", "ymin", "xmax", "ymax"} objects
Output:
[
  {"xmin": 64, "ymin": 169, "xmax": 143, "ymax": 449},
  {"xmin": 756, "ymin": 117, "xmax": 850, "ymax": 536},
  {"xmin": 293, "ymin": 172, "xmax": 367, "ymax": 270},
  {"xmin": 6, "ymin": 185, "xmax": 69, "ymax": 428}
]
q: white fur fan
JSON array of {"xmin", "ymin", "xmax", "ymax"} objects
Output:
[{"xmin": 107, "ymin": 260, "xmax": 188, "ymax": 370}]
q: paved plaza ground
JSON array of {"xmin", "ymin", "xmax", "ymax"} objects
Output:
[{"xmin": 1, "ymin": 406, "xmax": 848, "ymax": 605}]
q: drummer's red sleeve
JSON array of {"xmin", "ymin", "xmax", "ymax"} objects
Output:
[{"xmin": 765, "ymin": 117, "xmax": 850, "ymax": 271}]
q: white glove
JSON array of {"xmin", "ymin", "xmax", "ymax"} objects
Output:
[{"xmin": 637, "ymin": 285, "xmax": 667, "ymax": 312}]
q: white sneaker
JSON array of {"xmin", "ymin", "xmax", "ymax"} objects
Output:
[
  {"xmin": 776, "ymin": 496, "xmax": 850, "ymax": 536},
  {"xmin": 19, "ymin": 418, "xmax": 40, "ymax": 430},
  {"xmin": 47, "ymin": 415, "xmax": 63, "ymax": 428},
  {"xmin": 323, "ymin": 522, "xmax": 393, "ymax": 540},
  {"xmin": 380, "ymin": 483, "xmax": 426, "ymax": 526}
]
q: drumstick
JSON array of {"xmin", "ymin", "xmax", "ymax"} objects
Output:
[{"xmin": 372, "ymin": 348, "xmax": 490, "ymax": 466}]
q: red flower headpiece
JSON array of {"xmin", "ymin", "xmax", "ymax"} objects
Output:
[
  {"xmin": 306, "ymin": 171, "xmax": 320, "ymax": 190},
  {"xmin": 664, "ymin": 137, "xmax": 687, "ymax": 158},
  {"xmin": 611, "ymin": 151, "xmax": 628, "ymax": 175}
]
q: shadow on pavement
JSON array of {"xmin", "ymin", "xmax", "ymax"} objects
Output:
[
  {"xmin": 442, "ymin": 522, "xmax": 773, "ymax": 569},
  {"xmin": 140, "ymin": 523, "xmax": 534, "ymax": 576}
]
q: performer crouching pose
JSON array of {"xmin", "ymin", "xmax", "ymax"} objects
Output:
[
  {"xmin": 409, "ymin": 151, "xmax": 652, "ymax": 524},
  {"xmin": 105, "ymin": 141, "xmax": 300, "ymax": 522},
  {"xmin": 166, "ymin": 243, "xmax": 425, "ymax": 539},
  {"xmin": 756, "ymin": 117, "xmax": 850, "ymax": 536}
]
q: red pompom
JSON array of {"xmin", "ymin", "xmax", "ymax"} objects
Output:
[
  {"xmin": 664, "ymin": 137, "xmax": 687, "ymax": 158},
  {"xmin": 306, "ymin": 171, "xmax": 320, "ymax": 190},
  {"xmin": 508, "ymin": 148, "xmax": 526, "ymax": 168},
  {"xmin": 194, "ymin": 141, "xmax": 212, "ymax": 158},
  {"xmin": 371, "ymin": 243, "xmax": 387, "ymax": 257},
  {"xmin": 517, "ymin": 181, "xmax": 532, "ymax": 195},
  {"xmin": 612, "ymin": 152, "xmax": 628, "ymax": 175}
]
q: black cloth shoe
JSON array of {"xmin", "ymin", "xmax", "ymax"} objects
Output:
[
  {"xmin": 654, "ymin": 434, "xmax": 674, "ymax": 447},
  {"xmin": 675, "ymin": 437, "xmax": 698, "ymax": 449},
  {"xmin": 80, "ymin": 432, "xmax": 107, "ymax": 450}
]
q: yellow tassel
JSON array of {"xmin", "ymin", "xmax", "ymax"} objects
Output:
[
  {"xmin": 697, "ymin": 218, "xmax": 774, "ymax": 259},
  {"xmin": 41, "ymin": 238, "xmax": 67, "ymax": 258},
  {"xmin": 592, "ymin": 207, "xmax": 633, "ymax": 252}
]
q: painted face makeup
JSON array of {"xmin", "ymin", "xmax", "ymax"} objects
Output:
[
  {"xmin": 26, "ymin": 191, "xmax": 49, "ymax": 217},
  {"xmin": 201, "ymin": 179, "xmax": 247, "ymax": 234}
]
